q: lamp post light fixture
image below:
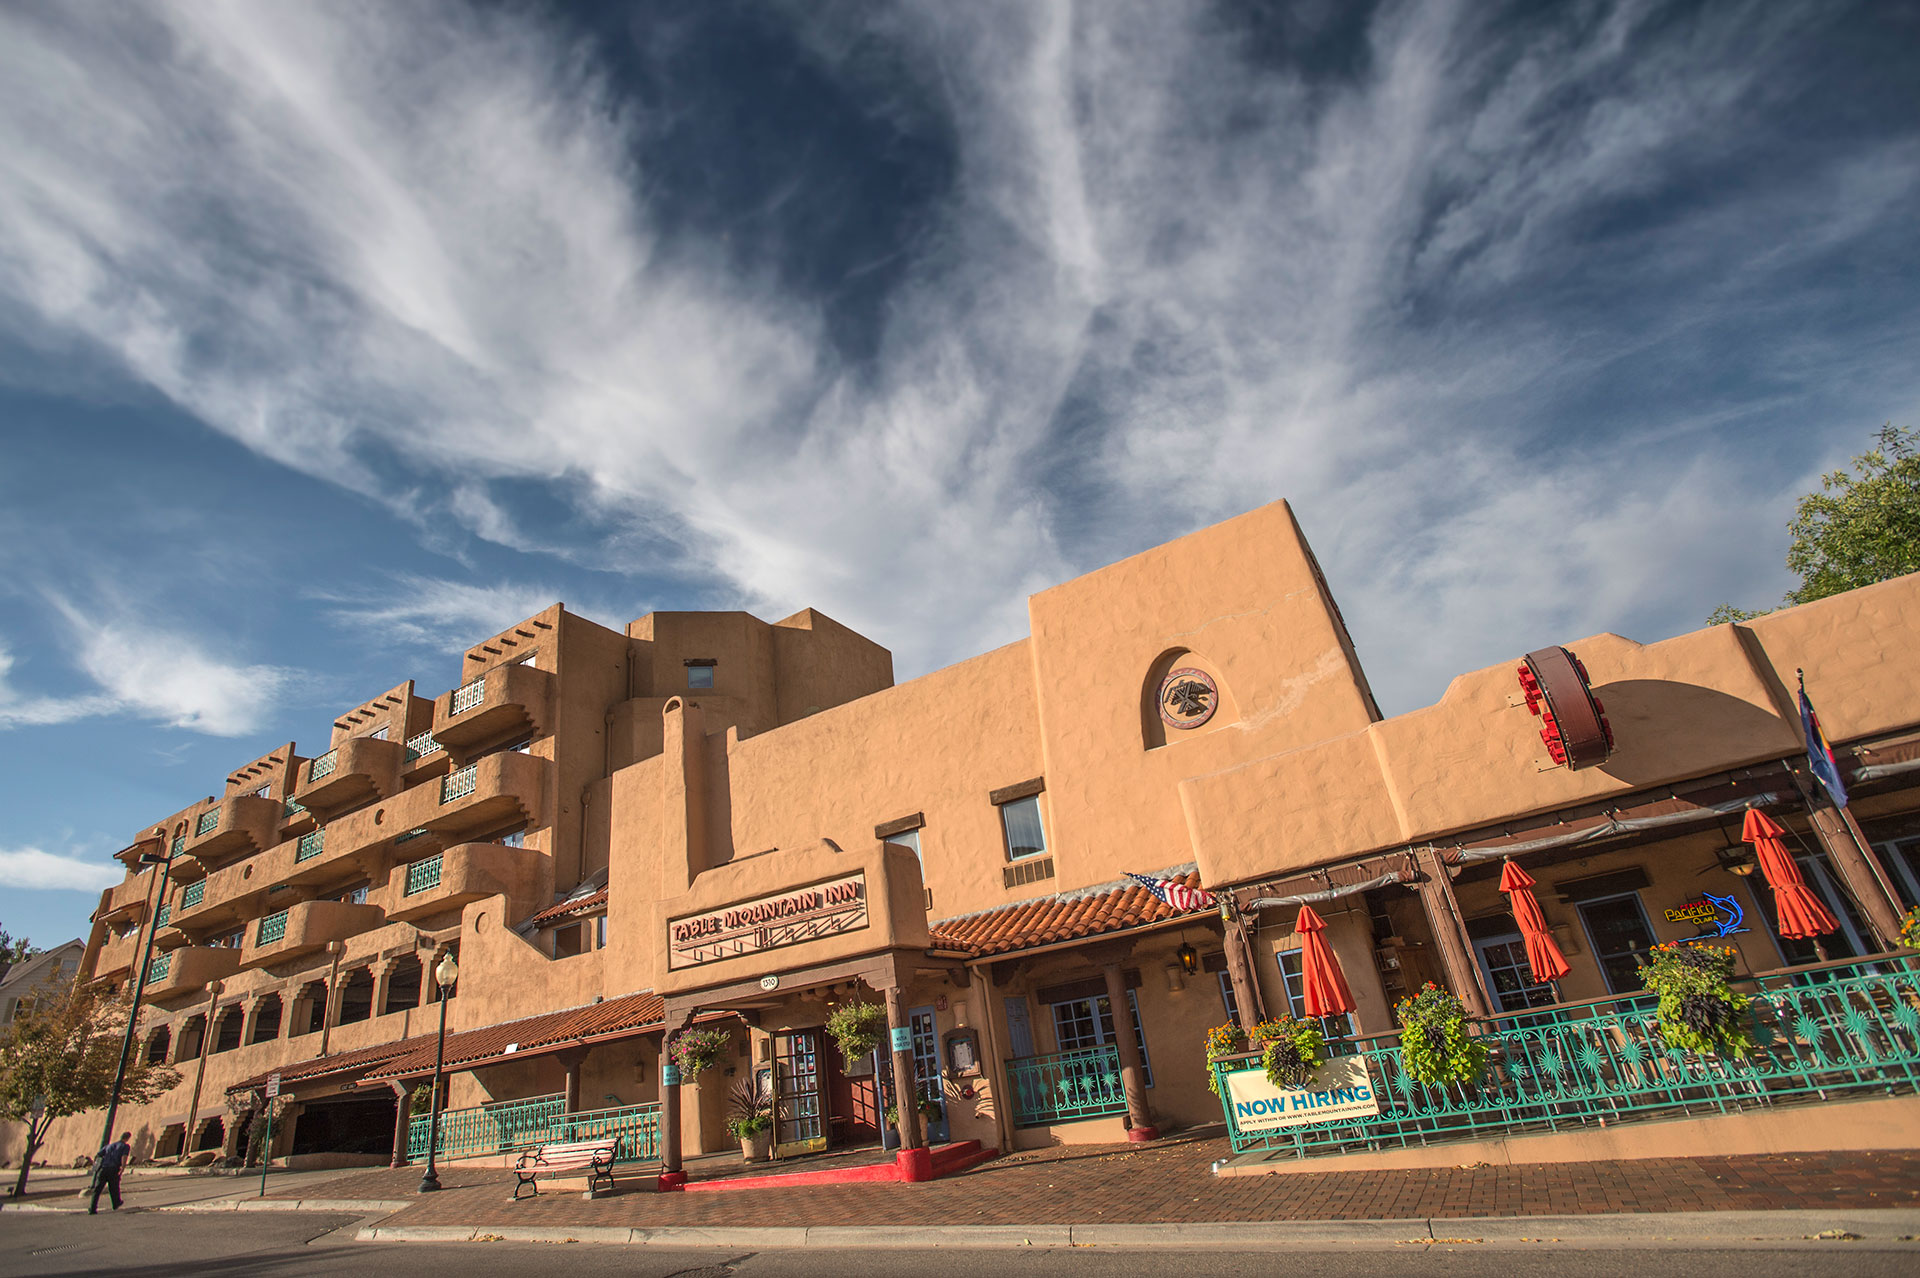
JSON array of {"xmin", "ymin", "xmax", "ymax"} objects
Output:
[
  {"xmin": 95, "ymin": 837, "xmax": 174, "ymax": 1163},
  {"xmin": 417, "ymin": 949, "xmax": 459, "ymax": 1194}
]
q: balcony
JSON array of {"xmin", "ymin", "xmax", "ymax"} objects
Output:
[
  {"xmin": 424, "ymin": 751, "xmax": 548, "ymax": 841},
  {"xmin": 181, "ymin": 795, "xmax": 282, "ymax": 869},
  {"xmin": 141, "ymin": 945, "xmax": 242, "ymax": 1002},
  {"xmin": 98, "ymin": 874, "xmax": 157, "ymax": 926},
  {"xmin": 431, "ymin": 663, "xmax": 553, "ymax": 751},
  {"xmin": 275, "ymin": 821, "xmax": 384, "ymax": 892},
  {"xmin": 240, "ymin": 899, "xmax": 387, "ymax": 969},
  {"xmin": 167, "ymin": 856, "xmax": 272, "ymax": 935},
  {"xmin": 382, "ymin": 840, "xmax": 544, "ymax": 923},
  {"xmin": 293, "ymin": 735, "xmax": 406, "ymax": 816},
  {"xmin": 92, "ymin": 932, "xmax": 142, "ymax": 984}
]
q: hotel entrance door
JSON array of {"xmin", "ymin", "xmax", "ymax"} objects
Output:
[{"xmin": 772, "ymin": 1029, "xmax": 827, "ymax": 1158}]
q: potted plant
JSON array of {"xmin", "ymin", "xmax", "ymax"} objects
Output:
[
  {"xmin": 825, "ymin": 1000, "xmax": 888, "ymax": 1070},
  {"xmin": 670, "ymin": 1026, "xmax": 733, "ymax": 1079},
  {"xmin": 1900, "ymin": 906, "xmax": 1920, "ymax": 951},
  {"xmin": 1395, "ymin": 982, "xmax": 1489, "ymax": 1088},
  {"xmin": 1248, "ymin": 1017, "xmax": 1326, "ymax": 1090},
  {"xmin": 1202, "ymin": 1023, "xmax": 1248, "ymax": 1095},
  {"xmin": 917, "ymin": 1096, "xmax": 943, "ymax": 1124},
  {"xmin": 1639, "ymin": 941, "xmax": 1754, "ymax": 1058},
  {"xmin": 727, "ymin": 1080, "xmax": 774, "ymax": 1162}
]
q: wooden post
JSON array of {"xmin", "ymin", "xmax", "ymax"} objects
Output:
[
  {"xmin": 1220, "ymin": 897, "xmax": 1267, "ymax": 1029},
  {"xmin": 558, "ymin": 1047, "xmax": 587, "ymax": 1113},
  {"xmin": 1099, "ymin": 963, "xmax": 1157, "ymax": 1141},
  {"xmin": 1791, "ymin": 772, "xmax": 1907, "ymax": 947},
  {"xmin": 883, "ymin": 983, "xmax": 929, "ymax": 1178},
  {"xmin": 388, "ymin": 1081, "xmax": 415, "ymax": 1168},
  {"xmin": 1413, "ymin": 847, "xmax": 1492, "ymax": 1019}
]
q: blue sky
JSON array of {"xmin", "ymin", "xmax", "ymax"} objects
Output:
[{"xmin": 2, "ymin": 0, "xmax": 1916, "ymax": 949}]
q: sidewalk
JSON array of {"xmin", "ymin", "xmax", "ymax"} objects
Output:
[
  {"xmin": 1, "ymin": 1163, "xmax": 374, "ymax": 1214},
  {"xmin": 259, "ymin": 1128, "xmax": 1920, "ymax": 1232}
]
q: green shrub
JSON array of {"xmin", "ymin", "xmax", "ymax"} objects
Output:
[
  {"xmin": 1395, "ymin": 983, "xmax": 1488, "ymax": 1087},
  {"xmin": 1639, "ymin": 942, "xmax": 1753, "ymax": 1058}
]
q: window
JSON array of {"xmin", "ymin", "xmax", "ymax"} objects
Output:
[
  {"xmin": 1754, "ymin": 853, "xmax": 1871, "ymax": 964},
  {"xmin": 252, "ymin": 785, "xmax": 270, "ymax": 800},
  {"xmin": 1276, "ymin": 949, "xmax": 1356, "ymax": 1039},
  {"xmin": 883, "ymin": 828, "xmax": 925, "ymax": 904},
  {"xmin": 368, "ymin": 726, "xmax": 389, "ymax": 741},
  {"xmin": 338, "ymin": 884, "xmax": 369, "ymax": 906},
  {"xmin": 1047, "ymin": 990, "xmax": 1154, "ymax": 1086},
  {"xmin": 1878, "ymin": 836, "xmax": 1920, "ymax": 910},
  {"xmin": 999, "ymin": 795, "xmax": 1047, "ymax": 861},
  {"xmin": 555, "ymin": 923, "xmax": 586, "ymax": 958},
  {"xmin": 1575, "ymin": 892, "xmax": 1660, "ymax": 994},
  {"xmin": 687, "ymin": 665, "xmax": 714, "ymax": 690},
  {"xmin": 595, "ymin": 914, "xmax": 608, "ymax": 947},
  {"xmin": 217, "ymin": 931, "xmax": 244, "ymax": 950},
  {"xmin": 1473, "ymin": 933, "xmax": 1559, "ymax": 1012},
  {"xmin": 1215, "ymin": 970, "xmax": 1240, "ymax": 1025},
  {"xmin": 499, "ymin": 828, "xmax": 525, "ymax": 849}
]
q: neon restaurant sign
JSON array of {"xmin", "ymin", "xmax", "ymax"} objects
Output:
[
  {"xmin": 1664, "ymin": 891, "xmax": 1748, "ymax": 938},
  {"xmin": 667, "ymin": 872, "xmax": 869, "ymax": 970}
]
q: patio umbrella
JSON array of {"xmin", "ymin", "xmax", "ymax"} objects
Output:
[
  {"xmin": 1742, "ymin": 808, "xmax": 1839, "ymax": 939},
  {"xmin": 1498, "ymin": 859, "xmax": 1571, "ymax": 983},
  {"xmin": 1293, "ymin": 905, "xmax": 1356, "ymax": 1018}
]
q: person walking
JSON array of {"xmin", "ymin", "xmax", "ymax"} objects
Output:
[{"xmin": 88, "ymin": 1132, "xmax": 133, "ymax": 1214}]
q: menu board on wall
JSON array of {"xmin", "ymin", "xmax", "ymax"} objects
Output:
[{"xmin": 667, "ymin": 872, "xmax": 869, "ymax": 970}]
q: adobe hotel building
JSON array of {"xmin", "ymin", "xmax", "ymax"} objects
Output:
[{"xmin": 24, "ymin": 499, "xmax": 1920, "ymax": 1175}]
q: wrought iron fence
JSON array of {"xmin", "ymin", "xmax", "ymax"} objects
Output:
[
  {"xmin": 405, "ymin": 730, "xmax": 442, "ymax": 761},
  {"xmin": 145, "ymin": 951, "xmax": 172, "ymax": 984},
  {"xmin": 308, "ymin": 750, "xmax": 338, "ymax": 783},
  {"xmin": 154, "ymin": 903, "xmax": 171, "ymax": 929},
  {"xmin": 1213, "ymin": 954, "xmax": 1920, "ymax": 1159},
  {"xmin": 442, "ymin": 764, "xmax": 477, "ymax": 803},
  {"xmin": 405, "ymin": 1095, "xmax": 662, "ymax": 1164},
  {"xmin": 194, "ymin": 809, "xmax": 219, "ymax": 836},
  {"xmin": 180, "ymin": 881, "xmax": 204, "ymax": 909},
  {"xmin": 1006, "ymin": 1045, "xmax": 1129, "ymax": 1127},
  {"xmin": 450, "ymin": 677, "xmax": 486, "ymax": 715},
  {"xmin": 283, "ymin": 797, "xmax": 307, "ymax": 819},
  {"xmin": 170, "ymin": 835, "xmax": 185, "ymax": 856},
  {"xmin": 257, "ymin": 910, "xmax": 289, "ymax": 946},
  {"xmin": 296, "ymin": 829, "xmax": 326, "ymax": 862},
  {"xmin": 404, "ymin": 855, "xmax": 443, "ymax": 896}
]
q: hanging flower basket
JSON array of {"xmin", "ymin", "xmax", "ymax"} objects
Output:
[
  {"xmin": 1395, "ymin": 982, "xmax": 1488, "ymax": 1088},
  {"xmin": 825, "ymin": 1000, "xmax": 888, "ymax": 1069},
  {"xmin": 1249, "ymin": 1017, "xmax": 1325, "ymax": 1090},
  {"xmin": 1639, "ymin": 942, "xmax": 1753, "ymax": 1058},
  {"xmin": 670, "ymin": 1026, "xmax": 733, "ymax": 1077}
]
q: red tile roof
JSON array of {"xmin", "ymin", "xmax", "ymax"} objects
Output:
[
  {"xmin": 361, "ymin": 990, "xmax": 669, "ymax": 1081},
  {"xmin": 225, "ymin": 1031, "xmax": 434, "ymax": 1096},
  {"xmin": 928, "ymin": 868, "xmax": 1210, "ymax": 958},
  {"xmin": 528, "ymin": 887, "xmax": 609, "ymax": 928}
]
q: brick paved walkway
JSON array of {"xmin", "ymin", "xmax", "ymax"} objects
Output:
[{"xmin": 278, "ymin": 1130, "xmax": 1920, "ymax": 1228}]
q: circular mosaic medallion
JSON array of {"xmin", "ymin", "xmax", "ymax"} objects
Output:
[{"xmin": 1158, "ymin": 667, "xmax": 1218, "ymax": 729}]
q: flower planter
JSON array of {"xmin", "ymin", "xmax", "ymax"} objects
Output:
[{"xmin": 740, "ymin": 1130, "xmax": 773, "ymax": 1163}]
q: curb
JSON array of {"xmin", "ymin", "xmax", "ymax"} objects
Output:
[{"xmin": 354, "ymin": 1209, "xmax": 1920, "ymax": 1249}]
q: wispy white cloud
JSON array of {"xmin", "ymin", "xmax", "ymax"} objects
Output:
[
  {"xmin": 0, "ymin": 0, "xmax": 1913, "ymax": 712},
  {"xmin": 0, "ymin": 845, "xmax": 122, "ymax": 892},
  {"xmin": 316, "ymin": 574, "xmax": 610, "ymax": 650}
]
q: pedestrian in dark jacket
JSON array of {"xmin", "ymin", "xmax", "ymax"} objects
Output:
[{"xmin": 89, "ymin": 1133, "xmax": 133, "ymax": 1214}]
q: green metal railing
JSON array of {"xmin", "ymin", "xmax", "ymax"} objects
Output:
[
  {"xmin": 283, "ymin": 797, "xmax": 307, "ymax": 819},
  {"xmin": 170, "ymin": 834, "xmax": 185, "ymax": 856},
  {"xmin": 153, "ymin": 904, "xmax": 171, "ymax": 929},
  {"xmin": 1213, "ymin": 954, "xmax": 1920, "ymax": 1159},
  {"xmin": 257, "ymin": 910, "xmax": 289, "ymax": 946},
  {"xmin": 1006, "ymin": 1045, "xmax": 1128, "ymax": 1127},
  {"xmin": 404, "ymin": 855, "xmax": 443, "ymax": 896},
  {"xmin": 405, "ymin": 730, "xmax": 442, "ymax": 761},
  {"xmin": 195, "ymin": 809, "xmax": 219, "ymax": 836},
  {"xmin": 450, "ymin": 676, "xmax": 486, "ymax": 715},
  {"xmin": 394, "ymin": 828, "xmax": 431, "ymax": 845},
  {"xmin": 145, "ymin": 951, "xmax": 172, "ymax": 984},
  {"xmin": 180, "ymin": 881, "xmax": 204, "ymax": 909},
  {"xmin": 406, "ymin": 1095, "xmax": 661, "ymax": 1164},
  {"xmin": 308, "ymin": 750, "xmax": 338, "ymax": 783},
  {"xmin": 442, "ymin": 763, "xmax": 477, "ymax": 803},
  {"xmin": 296, "ymin": 829, "xmax": 325, "ymax": 862}
]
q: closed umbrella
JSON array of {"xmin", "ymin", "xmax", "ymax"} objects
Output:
[
  {"xmin": 1498, "ymin": 859, "xmax": 1571, "ymax": 983},
  {"xmin": 1294, "ymin": 905, "xmax": 1356, "ymax": 1018},
  {"xmin": 1742, "ymin": 808, "xmax": 1839, "ymax": 939}
]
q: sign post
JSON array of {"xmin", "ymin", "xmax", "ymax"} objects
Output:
[{"xmin": 258, "ymin": 1074, "xmax": 281, "ymax": 1198}]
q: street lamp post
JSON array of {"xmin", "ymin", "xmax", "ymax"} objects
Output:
[
  {"xmin": 417, "ymin": 950, "xmax": 458, "ymax": 1193},
  {"xmin": 95, "ymin": 838, "xmax": 173, "ymax": 1162}
]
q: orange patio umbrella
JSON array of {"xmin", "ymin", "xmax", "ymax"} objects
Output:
[
  {"xmin": 1742, "ymin": 808, "xmax": 1839, "ymax": 939},
  {"xmin": 1294, "ymin": 905, "xmax": 1356, "ymax": 1018},
  {"xmin": 1498, "ymin": 859, "xmax": 1571, "ymax": 983}
]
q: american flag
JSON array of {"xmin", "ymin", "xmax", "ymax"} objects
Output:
[{"xmin": 1125, "ymin": 872, "xmax": 1216, "ymax": 912}]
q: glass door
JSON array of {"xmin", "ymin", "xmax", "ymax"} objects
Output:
[
  {"xmin": 1473, "ymin": 933, "xmax": 1560, "ymax": 1012},
  {"xmin": 1576, "ymin": 892, "xmax": 1659, "ymax": 994},
  {"xmin": 908, "ymin": 1006, "xmax": 948, "ymax": 1143},
  {"xmin": 772, "ymin": 1029, "xmax": 826, "ymax": 1158}
]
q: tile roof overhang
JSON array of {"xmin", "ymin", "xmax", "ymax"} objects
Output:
[
  {"xmin": 225, "ymin": 1032, "xmax": 433, "ymax": 1097},
  {"xmin": 526, "ymin": 887, "xmax": 609, "ymax": 928},
  {"xmin": 360, "ymin": 990, "xmax": 671, "ymax": 1082},
  {"xmin": 928, "ymin": 867, "xmax": 1215, "ymax": 959}
]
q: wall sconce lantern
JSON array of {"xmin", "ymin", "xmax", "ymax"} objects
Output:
[
  {"xmin": 1713, "ymin": 831, "xmax": 1758, "ymax": 877},
  {"xmin": 1176, "ymin": 942, "xmax": 1200, "ymax": 975}
]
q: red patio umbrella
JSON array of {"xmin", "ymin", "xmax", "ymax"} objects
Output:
[
  {"xmin": 1498, "ymin": 859, "xmax": 1571, "ymax": 983},
  {"xmin": 1294, "ymin": 905, "xmax": 1356, "ymax": 1018},
  {"xmin": 1742, "ymin": 808, "xmax": 1839, "ymax": 939}
]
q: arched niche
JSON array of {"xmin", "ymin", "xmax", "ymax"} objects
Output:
[{"xmin": 1141, "ymin": 648, "xmax": 1238, "ymax": 749}]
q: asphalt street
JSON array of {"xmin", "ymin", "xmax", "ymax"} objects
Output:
[{"xmin": 3, "ymin": 1209, "xmax": 1918, "ymax": 1278}]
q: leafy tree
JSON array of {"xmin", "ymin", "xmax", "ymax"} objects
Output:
[
  {"xmin": 0, "ymin": 928, "xmax": 35, "ymax": 982},
  {"xmin": 1712, "ymin": 424, "xmax": 1920, "ymax": 623},
  {"xmin": 0, "ymin": 983, "xmax": 179, "ymax": 1199}
]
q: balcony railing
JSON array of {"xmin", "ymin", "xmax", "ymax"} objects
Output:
[
  {"xmin": 171, "ymin": 835, "xmax": 185, "ymax": 857},
  {"xmin": 194, "ymin": 810, "xmax": 219, "ymax": 836},
  {"xmin": 450, "ymin": 676, "xmax": 486, "ymax": 716},
  {"xmin": 1213, "ymin": 954, "xmax": 1920, "ymax": 1159},
  {"xmin": 404, "ymin": 730, "xmax": 442, "ymax": 761},
  {"xmin": 308, "ymin": 750, "xmax": 338, "ymax": 783},
  {"xmin": 145, "ymin": 951, "xmax": 172, "ymax": 985},
  {"xmin": 257, "ymin": 910, "xmax": 289, "ymax": 946},
  {"xmin": 295, "ymin": 829, "xmax": 326, "ymax": 862},
  {"xmin": 180, "ymin": 881, "xmax": 204, "ymax": 909},
  {"xmin": 404, "ymin": 855, "xmax": 443, "ymax": 896},
  {"xmin": 394, "ymin": 828, "xmax": 431, "ymax": 845},
  {"xmin": 284, "ymin": 797, "xmax": 307, "ymax": 819},
  {"xmin": 405, "ymin": 1095, "xmax": 660, "ymax": 1164},
  {"xmin": 441, "ymin": 764, "xmax": 478, "ymax": 803},
  {"xmin": 1006, "ymin": 1045, "xmax": 1128, "ymax": 1128}
]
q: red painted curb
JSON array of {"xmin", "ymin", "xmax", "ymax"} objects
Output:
[
  {"xmin": 1125, "ymin": 1126, "xmax": 1160, "ymax": 1143},
  {"xmin": 896, "ymin": 1147, "xmax": 935, "ymax": 1183},
  {"xmin": 655, "ymin": 1171, "xmax": 688, "ymax": 1192}
]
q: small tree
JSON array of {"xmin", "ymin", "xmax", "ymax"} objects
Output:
[
  {"xmin": 0, "ymin": 984, "xmax": 179, "ymax": 1198},
  {"xmin": 1712, "ymin": 424, "xmax": 1920, "ymax": 622},
  {"xmin": 0, "ymin": 927, "xmax": 35, "ymax": 986}
]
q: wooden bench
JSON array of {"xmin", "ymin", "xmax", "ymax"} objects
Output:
[{"xmin": 512, "ymin": 1138, "xmax": 619, "ymax": 1200}]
